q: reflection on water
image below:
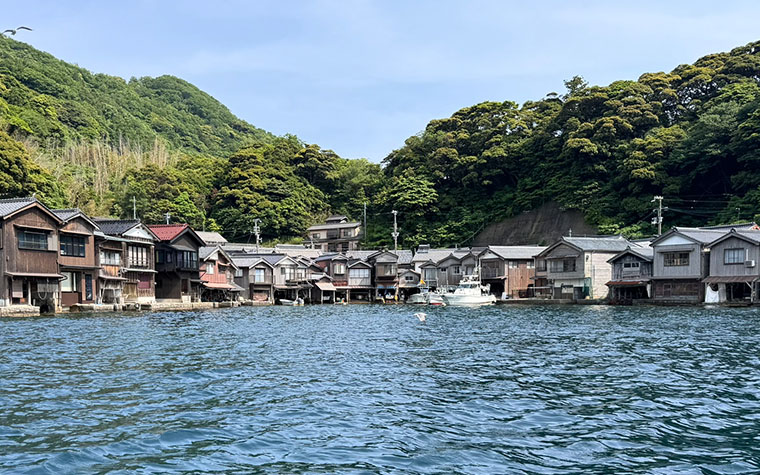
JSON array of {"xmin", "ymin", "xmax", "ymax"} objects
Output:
[{"xmin": 1, "ymin": 305, "xmax": 760, "ymax": 473}]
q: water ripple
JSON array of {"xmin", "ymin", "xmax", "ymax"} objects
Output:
[{"xmin": 1, "ymin": 305, "xmax": 760, "ymax": 473}]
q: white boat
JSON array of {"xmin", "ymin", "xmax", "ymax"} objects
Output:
[
  {"xmin": 407, "ymin": 293, "xmax": 427, "ymax": 304},
  {"xmin": 279, "ymin": 297, "xmax": 304, "ymax": 306},
  {"xmin": 427, "ymin": 292, "xmax": 446, "ymax": 306},
  {"xmin": 442, "ymin": 275, "xmax": 496, "ymax": 306}
]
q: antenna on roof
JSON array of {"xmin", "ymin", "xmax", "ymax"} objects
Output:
[
  {"xmin": 132, "ymin": 196, "xmax": 137, "ymax": 220},
  {"xmin": 568, "ymin": 228, "xmax": 572, "ymax": 237},
  {"xmin": 164, "ymin": 212, "xmax": 170, "ymax": 225}
]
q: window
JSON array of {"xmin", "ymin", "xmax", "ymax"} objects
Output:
[
  {"xmin": 206, "ymin": 262, "xmax": 215, "ymax": 274},
  {"xmin": 60, "ymin": 234, "xmax": 86, "ymax": 257},
  {"xmin": 254, "ymin": 268, "xmax": 266, "ymax": 283},
  {"xmin": 281, "ymin": 266, "xmax": 296, "ymax": 281},
  {"xmin": 453, "ymin": 266, "xmax": 461, "ymax": 275},
  {"xmin": 536, "ymin": 259, "xmax": 547, "ymax": 271},
  {"xmin": 550, "ymin": 259, "xmax": 576, "ymax": 272},
  {"xmin": 334, "ymin": 263, "xmax": 346, "ymax": 275},
  {"xmin": 623, "ymin": 262, "xmax": 640, "ymax": 269},
  {"xmin": 342, "ymin": 229, "xmax": 353, "ymax": 237},
  {"xmin": 18, "ymin": 230, "xmax": 49, "ymax": 250},
  {"xmin": 350, "ymin": 268, "xmax": 370, "ymax": 278},
  {"xmin": 128, "ymin": 246, "xmax": 148, "ymax": 267},
  {"xmin": 527, "ymin": 261, "xmax": 535, "ymax": 269},
  {"xmin": 423, "ymin": 269, "xmax": 437, "ymax": 281},
  {"xmin": 235, "ymin": 268, "xmax": 243, "ymax": 278},
  {"xmin": 177, "ymin": 251, "xmax": 198, "ymax": 269},
  {"xmin": 61, "ymin": 271, "xmax": 79, "ymax": 292},
  {"xmin": 724, "ymin": 248, "xmax": 745, "ymax": 265},
  {"xmin": 405, "ymin": 275, "xmax": 415, "ymax": 282},
  {"xmin": 379, "ymin": 264, "xmax": 397, "ymax": 276},
  {"xmin": 509, "ymin": 261, "xmax": 518, "ymax": 269},
  {"xmin": 312, "ymin": 233, "xmax": 321, "ymax": 240},
  {"xmin": 100, "ymin": 250, "xmax": 121, "ymax": 265},
  {"xmin": 663, "ymin": 252, "xmax": 689, "ymax": 267}
]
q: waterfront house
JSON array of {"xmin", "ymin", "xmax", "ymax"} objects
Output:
[
  {"xmin": 0, "ymin": 197, "xmax": 62, "ymax": 311},
  {"xmin": 649, "ymin": 227, "xmax": 727, "ymax": 303},
  {"xmin": 94, "ymin": 219, "xmax": 158, "ymax": 305},
  {"xmin": 314, "ymin": 253, "xmax": 350, "ymax": 301},
  {"xmin": 606, "ymin": 244, "xmax": 654, "ymax": 302},
  {"xmin": 272, "ymin": 254, "xmax": 310, "ymax": 302},
  {"xmin": 306, "ymin": 215, "xmax": 362, "ymax": 252},
  {"xmin": 536, "ymin": 235, "xmax": 632, "ymax": 299},
  {"xmin": 398, "ymin": 269, "xmax": 421, "ymax": 300},
  {"xmin": 148, "ymin": 224, "xmax": 204, "ymax": 302},
  {"xmin": 478, "ymin": 246, "xmax": 546, "ymax": 298},
  {"xmin": 345, "ymin": 251, "xmax": 375, "ymax": 302},
  {"xmin": 369, "ymin": 250, "xmax": 400, "ymax": 300},
  {"xmin": 703, "ymin": 229, "xmax": 760, "ymax": 303},
  {"xmin": 53, "ymin": 209, "xmax": 100, "ymax": 308},
  {"xmin": 231, "ymin": 254, "xmax": 277, "ymax": 303},
  {"xmin": 199, "ymin": 245, "xmax": 242, "ymax": 302}
]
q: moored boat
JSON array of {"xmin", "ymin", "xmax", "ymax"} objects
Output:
[{"xmin": 442, "ymin": 275, "xmax": 496, "ymax": 306}]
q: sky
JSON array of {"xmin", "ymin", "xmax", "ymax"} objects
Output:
[{"xmin": 4, "ymin": 1, "xmax": 760, "ymax": 161}]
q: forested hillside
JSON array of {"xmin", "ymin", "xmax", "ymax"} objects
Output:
[
  {"xmin": 1, "ymin": 36, "xmax": 760, "ymax": 247},
  {"xmin": 382, "ymin": 40, "xmax": 760, "ymax": 244}
]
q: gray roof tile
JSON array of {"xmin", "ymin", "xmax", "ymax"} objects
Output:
[{"xmin": 0, "ymin": 197, "xmax": 37, "ymax": 218}]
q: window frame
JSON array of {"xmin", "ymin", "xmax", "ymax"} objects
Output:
[{"xmin": 724, "ymin": 248, "xmax": 745, "ymax": 265}]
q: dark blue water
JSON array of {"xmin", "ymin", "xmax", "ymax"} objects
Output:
[{"xmin": 1, "ymin": 305, "xmax": 759, "ymax": 474}]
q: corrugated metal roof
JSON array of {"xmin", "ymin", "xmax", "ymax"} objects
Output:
[
  {"xmin": 306, "ymin": 222, "xmax": 361, "ymax": 231},
  {"xmin": 147, "ymin": 224, "xmax": 190, "ymax": 242},
  {"xmin": 196, "ymin": 231, "xmax": 227, "ymax": 244}
]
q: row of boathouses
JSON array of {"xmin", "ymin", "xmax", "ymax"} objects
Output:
[{"xmin": 1, "ymin": 196, "xmax": 758, "ymax": 314}]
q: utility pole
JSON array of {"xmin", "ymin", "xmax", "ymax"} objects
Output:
[
  {"xmin": 164, "ymin": 212, "xmax": 170, "ymax": 225},
  {"xmin": 363, "ymin": 202, "xmax": 367, "ymax": 248},
  {"xmin": 253, "ymin": 218, "xmax": 261, "ymax": 253},
  {"xmin": 652, "ymin": 195, "xmax": 664, "ymax": 235},
  {"xmin": 132, "ymin": 196, "xmax": 137, "ymax": 220},
  {"xmin": 391, "ymin": 210, "xmax": 399, "ymax": 253}
]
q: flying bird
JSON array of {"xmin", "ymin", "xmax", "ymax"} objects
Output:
[
  {"xmin": 2, "ymin": 26, "xmax": 32, "ymax": 36},
  {"xmin": 414, "ymin": 312, "xmax": 427, "ymax": 322}
]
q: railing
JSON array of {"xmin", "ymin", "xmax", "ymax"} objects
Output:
[
  {"xmin": 481, "ymin": 267, "xmax": 501, "ymax": 279},
  {"xmin": 349, "ymin": 277, "xmax": 371, "ymax": 286},
  {"xmin": 612, "ymin": 269, "xmax": 652, "ymax": 280}
]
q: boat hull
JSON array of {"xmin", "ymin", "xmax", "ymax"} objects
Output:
[{"xmin": 442, "ymin": 294, "xmax": 496, "ymax": 306}]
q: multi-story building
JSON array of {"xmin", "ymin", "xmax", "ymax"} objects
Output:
[
  {"xmin": 478, "ymin": 246, "xmax": 546, "ymax": 298},
  {"xmin": 536, "ymin": 235, "xmax": 633, "ymax": 300},
  {"xmin": 703, "ymin": 228, "xmax": 760, "ymax": 303},
  {"xmin": 199, "ymin": 245, "xmax": 242, "ymax": 302},
  {"xmin": 306, "ymin": 215, "xmax": 362, "ymax": 252},
  {"xmin": 148, "ymin": 224, "xmax": 204, "ymax": 302},
  {"xmin": 606, "ymin": 244, "xmax": 654, "ymax": 302},
  {"xmin": 0, "ymin": 198, "xmax": 62, "ymax": 311},
  {"xmin": 93, "ymin": 219, "xmax": 158, "ymax": 305},
  {"xmin": 53, "ymin": 209, "xmax": 100, "ymax": 308}
]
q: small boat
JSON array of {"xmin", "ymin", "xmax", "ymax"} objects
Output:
[
  {"xmin": 279, "ymin": 297, "xmax": 304, "ymax": 306},
  {"xmin": 443, "ymin": 275, "xmax": 496, "ymax": 306},
  {"xmin": 407, "ymin": 287, "xmax": 429, "ymax": 304},
  {"xmin": 427, "ymin": 292, "xmax": 446, "ymax": 306}
]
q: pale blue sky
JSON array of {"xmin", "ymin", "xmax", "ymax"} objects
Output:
[{"xmin": 4, "ymin": 1, "xmax": 760, "ymax": 161}]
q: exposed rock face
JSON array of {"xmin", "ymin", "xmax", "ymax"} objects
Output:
[{"xmin": 473, "ymin": 202, "xmax": 597, "ymax": 246}]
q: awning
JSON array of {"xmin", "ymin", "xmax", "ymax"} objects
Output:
[
  {"xmin": 703, "ymin": 276, "xmax": 758, "ymax": 284},
  {"xmin": 99, "ymin": 274, "xmax": 128, "ymax": 281},
  {"xmin": 59, "ymin": 264, "xmax": 100, "ymax": 270},
  {"xmin": 316, "ymin": 282, "xmax": 337, "ymax": 292},
  {"xmin": 548, "ymin": 254, "xmax": 579, "ymax": 259},
  {"xmin": 202, "ymin": 282, "xmax": 234, "ymax": 289},
  {"xmin": 606, "ymin": 280, "xmax": 648, "ymax": 287},
  {"xmin": 6, "ymin": 272, "xmax": 64, "ymax": 279},
  {"xmin": 229, "ymin": 282, "xmax": 245, "ymax": 292},
  {"xmin": 170, "ymin": 244, "xmax": 197, "ymax": 252}
]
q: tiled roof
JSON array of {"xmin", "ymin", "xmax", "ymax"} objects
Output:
[
  {"xmin": 232, "ymin": 253, "xmax": 284, "ymax": 268},
  {"xmin": 199, "ymin": 246, "xmax": 219, "ymax": 260},
  {"xmin": 672, "ymin": 228, "xmax": 729, "ymax": 245},
  {"xmin": 51, "ymin": 208, "xmax": 82, "ymax": 221},
  {"xmin": 485, "ymin": 246, "xmax": 547, "ymax": 259},
  {"xmin": 411, "ymin": 248, "xmax": 461, "ymax": 263},
  {"xmin": 345, "ymin": 250, "xmax": 377, "ymax": 260},
  {"xmin": 396, "ymin": 250, "xmax": 414, "ymax": 265},
  {"xmin": 196, "ymin": 231, "xmax": 227, "ymax": 244},
  {"xmin": 147, "ymin": 224, "xmax": 190, "ymax": 242},
  {"xmin": 0, "ymin": 197, "xmax": 37, "ymax": 218},
  {"xmin": 94, "ymin": 219, "xmax": 140, "ymax": 236},
  {"xmin": 563, "ymin": 236, "xmax": 632, "ymax": 252}
]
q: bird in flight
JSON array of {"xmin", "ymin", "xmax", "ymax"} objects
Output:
[{"xmin": 2, "ymin": 26, "xmax": 32, "ymax": 36}]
